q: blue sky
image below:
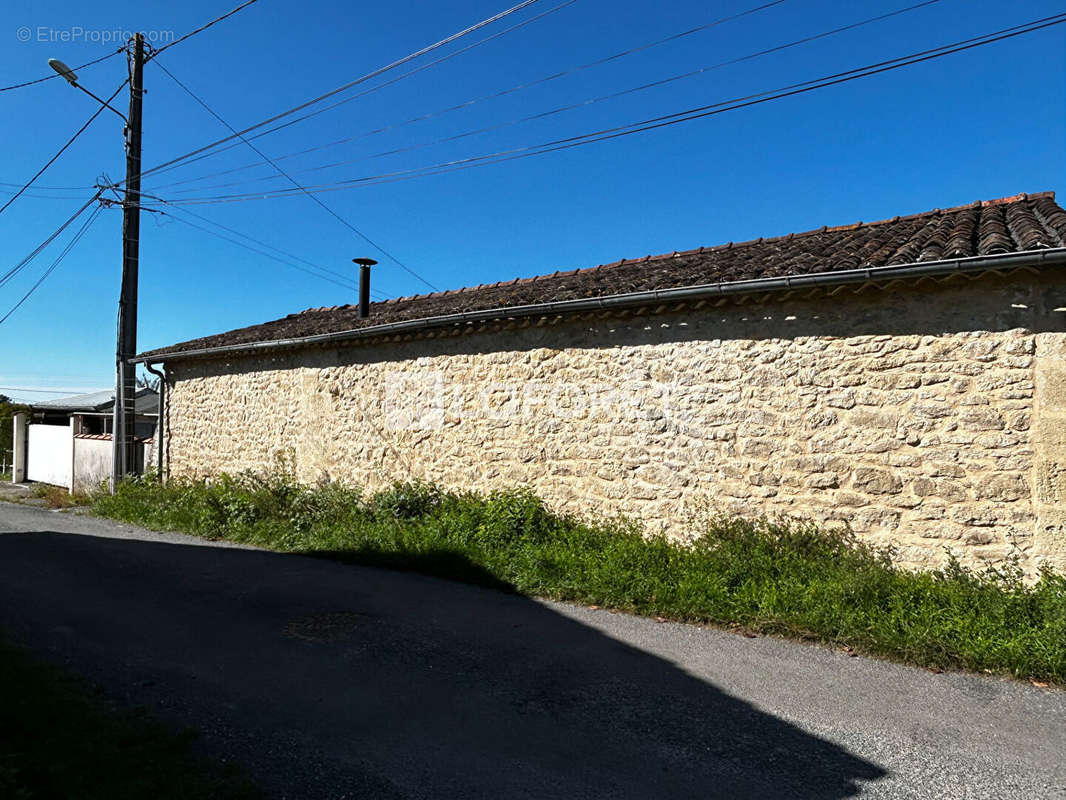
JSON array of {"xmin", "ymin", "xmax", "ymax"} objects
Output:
[{"xmin": 0, "ymin": 0, "xmax": 1063, "ymax": 401}]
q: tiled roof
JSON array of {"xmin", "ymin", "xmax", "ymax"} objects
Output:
[{"xmin": 144, "ymin": 191, "xmax": 1066, "ymax": 359}]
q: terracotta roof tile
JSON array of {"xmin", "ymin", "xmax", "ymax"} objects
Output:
[{"xmin": 144, "ymin": 192, "xmax": 1066, "ymax": 358}]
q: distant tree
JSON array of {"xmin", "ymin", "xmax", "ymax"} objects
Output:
[
  {"xmin": 0, "ymin": 396, "xmax": 29, "ymax": 463},
  {"xmin": 136, "ymin": 375, "xmax": 160, "ymax": 392}
]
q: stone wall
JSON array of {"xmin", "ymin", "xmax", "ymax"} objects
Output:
[{"xmin": 163, "ymin": 272, "xmax": 1066, "ymax": 575}]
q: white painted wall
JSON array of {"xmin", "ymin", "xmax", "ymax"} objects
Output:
[
  {"xmin": 22, "ymin": 422, "xmax": 155, "ymax": 493},
  {"xmin": 26, "ymin": 423, "xmax": 72, "ymax": 488},
  {"xmin": 73, "ymin": 437, "xmax": 113, "ymax": 493}
]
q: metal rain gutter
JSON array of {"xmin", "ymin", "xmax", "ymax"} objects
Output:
[
  {"xmin": 144, "ymin": 363, "xmax": 166, "ymax": 479},
  {"xmin": 131, "ymin": 247, "xmax": 1066, "ymax": 365}
]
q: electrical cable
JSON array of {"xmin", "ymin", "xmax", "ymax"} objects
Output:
[
  {"xmin": 0, "ymin": 81, "xmax": 126, "ymax": 216},
  {"xmin": 153, "ymin": 58, "xmax": 439, "ymax": 291},
  {"xmin": 141, "ymin": 0, "xmax": 582, "ymax": 186},
  {"xmin": 0, "ymin": 47, "xmax": 124, "ymax": 93},
  {"xmin": 128, "ymin": 0, "xmax": 546, "ymax": 184},
  {"xmin": 157, "ymin": 13, "xmax": 1066, "ymax": 205},
  {"xmin": 159, "ymin": 0, "xmax": 945, "ymax": 196},
  {"xmin": 143, "ymin": 0, "xmax": 788, "ymax": 188},
  {"xmin": 135, "ymin": 184, "xmax": 388, "ymax": 295},
  {"xmin": 147, "ymin": 0, "xmax": 261, "ymax": 60},
  {"xmin": 0, "ymin": 386, "xmax": 102, "ymax": 394},
  {"xmin": 0, "ymin": 203, "xmax": 103, "ymax": 325},
  {"xmin": 0, "ymin": 193, "xmax": 102, "ymax": 289},
  {"xmin": 0, "ymin": 189, "xmax": 103, "ymax": 200},
  {"xmin": 155, "ymin": 204, "xmax": 389, "ymax": 297},
  {"xmin": 0, "ymin": 181, "xmax": 96, "ymax": 190},
  {"xmin": 158, "ymin": 202, "xmax": 388, "ymax": 297}
]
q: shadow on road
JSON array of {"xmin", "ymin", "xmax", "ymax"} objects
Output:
[{"xmin": 0, "ymin": 531, "xmax": 886, "ymax": 798}]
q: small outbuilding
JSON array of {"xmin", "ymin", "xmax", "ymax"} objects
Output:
[
  {"xmin": 29, "ymin": 388, "xmax": 159, "ymax": 438},
  {"xmin": 14, "ymin": 389, "xmax": 158, "ymax": 491},
  {"xmin": 136, "ymin": 192, "xmax": 1066, "ymax": 575}
]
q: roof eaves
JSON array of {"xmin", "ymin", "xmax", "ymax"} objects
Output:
[{"xmin": 133, "ymin": 247, "xmax": 1066, "ymax": 364}]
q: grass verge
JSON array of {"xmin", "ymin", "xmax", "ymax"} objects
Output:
[
  {"xmin": 0, "ymin": 639, "xmax": 258, "ymax": 799},
  {"xmin": 31, "ymin": 483, "xmax": 92, "ymax": 509},
  {"xmin": 93, "ymin": 474, "xmax": 1066, "ymax": 684}
]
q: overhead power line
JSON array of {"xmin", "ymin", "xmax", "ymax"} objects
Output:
[
  {"xmin": 158, "ymin": 208, "xmax": 370, "ymax": 294},
  {"xmin": 0, "ymin": 47, "xmax": 124, "ymax": 93},
  {"xmin": 250, "ymin": 0, "xmax": 791, "ymax": 143},
  {"xmin": 158, "ymin": 0, "xmax": 943, "ymax": 197},
  {"xmin": 144, "ymin": 0, "xmax": 788, "ymax": 188},
  {"xmin": 142, "ymin": 0, "xmax": 583, "ymax": 186},
  {"xmin": 153, "ymin": 58, "xmax": 438, "ymax": 292},
  {"xmin": 0, "ymin": 189, "xmax": 102, "ymax": 201},
  {"xmin": 356, "ymin": 0, "xmax": 947, "ymax": 166},
  {"xmin": 157, "ymin": 12, "xmax": 1066, "ymax": 206},
  {"xmin": 0, "ymin": 386, "xmax": 104, "ymax": 395},
  {"xmin": 0, "ymin": 81, "xmax": 125, "ymax": 217},
  {"xmin": 1, "ymin": 204, "xmax": 103, "ymax": 325},
  {"xmin": 129, "ymin": 0, "xmax": 546, "ymax": 184},
  {"xmin": 161, "ymin": 203, "xmax": 372, "ymax": 289},
  {"xmin": 0, "ymin": 181, "xmax": 97, "ymax": 194},
  {"xmin": 0, "ymin": 193, "xmax": 102, "ymax": 290},
  {"xmin": 148, "ymin": 200, "xmax": 389, "ymax": 297},
  {"xmin": 0, "ymin": 181, "xmax": 95, "ymax": 190},
  {"xmin": 148, "ymin": 0, "xmax": 261, "ymax": 60}
]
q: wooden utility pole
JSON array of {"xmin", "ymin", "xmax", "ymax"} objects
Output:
[{"xmin": 111, "ymin": 32, "xmax": 144, "ymax": 488}]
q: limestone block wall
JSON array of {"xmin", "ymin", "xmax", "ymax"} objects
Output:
[{"xmin": 163, "ymin": 273, "xmax": 1066, "ymax": 575}]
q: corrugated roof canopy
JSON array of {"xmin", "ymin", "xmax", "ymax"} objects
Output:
[
  {"xmin": 32, "ymin": 389, "xmax": 115, "ymax": 411},
  {"xmin": 30, "ymin": 388, "xmax": 159, "ymax": 415}
]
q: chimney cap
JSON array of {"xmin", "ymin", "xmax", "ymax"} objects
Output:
[{"xmin": 352, "ymin": 257, "xmax": 378, "ymax": 267}]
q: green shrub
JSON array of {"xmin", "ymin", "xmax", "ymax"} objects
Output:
[{"xmin": 371, "ymin": 480, "xmax": 442, "ymax": 519}]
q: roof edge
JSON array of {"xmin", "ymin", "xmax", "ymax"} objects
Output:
[
  {"xmin": 304, "ymin": 191, "xmax": 1059, "ymax": 311},
  {"xmin": 135, "ymin": 248, "xmax": 1066, "ymax": 364}
]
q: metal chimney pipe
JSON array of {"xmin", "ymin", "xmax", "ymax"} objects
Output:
[{"xmin": 353, "ymin": 258, "xmax": 377, "ymax": 318}]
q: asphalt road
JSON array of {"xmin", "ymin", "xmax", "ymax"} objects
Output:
[{"xmin": 0, "ymin": 502, "xmax": 1062, "ymax": 799}]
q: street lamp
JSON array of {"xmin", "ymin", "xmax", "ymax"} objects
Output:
[
  {"xmin": 49, "ymin": 36, "xmax": 145, "ymax": 491},
  {"xmin": 46, "ymin": 58, "xmax": 78, "ymax": 83},
  {"xmin": 47, "ymin": 58, "xmax": 128, "ymax": 122}
]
